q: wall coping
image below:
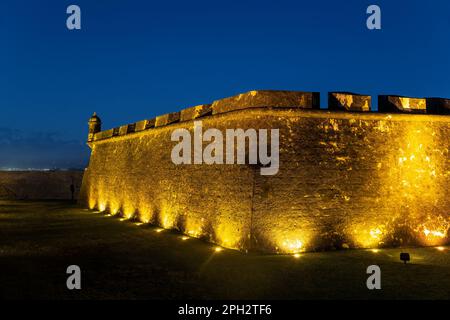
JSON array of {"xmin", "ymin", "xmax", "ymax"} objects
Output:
[{"xmin": 91, "ymin": 106, "xmax": 450, "ymax": 145}]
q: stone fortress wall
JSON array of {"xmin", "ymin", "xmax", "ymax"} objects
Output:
[{"xmin": 79, "ymin": 91, "xmax": 450, "ymax": 253}]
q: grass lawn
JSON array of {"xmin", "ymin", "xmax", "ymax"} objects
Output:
[{"xmin": 0, "ymin": 200, "xmax": 449, "ymax": 300}]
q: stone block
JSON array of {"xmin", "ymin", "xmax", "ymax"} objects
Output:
[
  {"xmin": 426, "ymin": 98, "xmax": 450, "ymax": 115},
  {"xmin": 94, "ymin": 129, "xmax": 114, "ymax": 141},
  {"xmin": 155, "ymin": 112, "xmax": 180, "ymax": 127},
  {"xmin": 180, "ymin": 104, "xmax": 212, "ymax": 121},
  {"xmin": 135, "ymin": 120, "xmax": 147, "ymax": 132},
  {"xmin": 378, "ymin": 95, "xmax": 426, "ymax": 113},
  {"xmin": 119, "ymin": 125, "xmax": 129, "ymax": 136},
  {"xmin": 328, "ymin": 92, "xmax": 371, "ymax": 112},
  {"xmin": 212, "ymin": 90, "xmax": 320, "ymax": 115},
  {"xmin": 145, "ymin": 118, "xmax": 156, "ymax": 129}
]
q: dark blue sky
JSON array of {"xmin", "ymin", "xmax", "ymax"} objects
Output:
[{"xmin": 1, "ymin": 0, "xmax": 450, "ymax": 168}]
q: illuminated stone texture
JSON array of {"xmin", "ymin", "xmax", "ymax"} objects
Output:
[
  {"xmin": 94, "ymin": 128, "xmax": 113, "ymax": 141},
  {"xmin": 180, "ymin": 104, "xmax": 212, "ymax": 121},
  {"xmin": 119, "ymin": 125, "xmax": 129, "ymax": 136},
  {"xmin": 211, "ymin": 90, "xmax": 320, "ymax": 115},
  {"xmin": 135, "ymin": 119, "xmax": 149, "ymax": 132},
  {"xmin": 379, "ymin": 95, "xmax": 427, "ymax": 114},
  {"xmin": 80, "ymin": 92, "xmax": 450, "ymax": 253},
  {"xmin": 135, "ymin": 120, "xmax": 145, "ymax": 132},
  {"xmin": 155, "ymin": 112, "xmax": 180, "ymax": 127},
  {"xmin": 81, "ymin": 120, "xmax": 254, "ymax": 250},
  {"xmin": 427, "ymin": 98, "xmax": 450, "ymax": 115},
  {"xmin": 250, "ymin": 111, "xmax": 449, "ymax": 251},
  {"xmin": 328, "ymin": 92, "xmax": 371, "ymax": 112}
]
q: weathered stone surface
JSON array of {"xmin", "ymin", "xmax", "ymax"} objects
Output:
[
  {"xmin": 155, "ymin": 112, "xmax": 180, "ymax": 127},
  {"xmin": 211, "ymin": 90, "xmax": 320, "ymax": 115},
  {"xmin": 94, "ymin": 129, "xmax": 114, "ymax": 141},
  {"xmin": 378, "ymin": 95, "xmax": 426, "ymax": 113},
  {"xmin": 119, "ymin": 125, "xmax": 129, "ymax": 136},
  {"xmin": 135, "ymin": 119, "xmax": 156, "ymax": 132},
  {"xmin": 328, "ymin": 92, "xmax": 371, "ymax": 112},
  {"xmin": 80, "ymin": 108, "xmax": 450, "ymax": 253},
  {"xmin": 135, "ymin": 120, "xmax": 147, "ymax": 132},
  {"xmin": 180, "ymin": 104, "xmax": 212, "ymax": 121},
  {"xmin": 145, "ymin": 118, "xmax": 156, "ymax": 129},
  {"xmin": 427, "ymin": 98, "xmax": 450, "ymax": 115}
]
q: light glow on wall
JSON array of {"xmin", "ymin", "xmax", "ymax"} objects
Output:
[
  {"xmin": 121, "ymin": 201, "xmax": 135, "ymax": 219},
  {"xmin": 81, "ymin": 110, "xmax": 450, "ymax": 253},
  {"xmin": 215, "ymin": 222, "xmax": 243, "ymax": 249},
  {"xmin": 351, "ymin": 224, "xmax": 386, "ymax": 248},
  {"xmin": 185, "ymin": 218, "xmax": 204, "ymax": 239},
  {"xmin": 274, "ymin": 230, "xmax": 310, "ymax": 254},
  {"xmin": 98, "ymin": 202, "xmax": 106, "ymax": 212},
  {"xmin": 137, "ymin": 202, "xmax": 154, "ymax": 224},
  {"xmin": 281, "ymin": 239, "xmax": 304, "ymax": 253}
]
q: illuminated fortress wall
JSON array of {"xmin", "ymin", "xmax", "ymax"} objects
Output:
[{"xmin": 80, "ymin": 91, "xmax": 450, "ymax": 253}]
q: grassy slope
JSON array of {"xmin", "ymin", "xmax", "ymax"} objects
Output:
[{"xmin": 0, "ymin": 201, "xmax": 448, "ymax": 300}]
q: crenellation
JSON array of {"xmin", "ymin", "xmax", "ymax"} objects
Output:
[
  {"xmin": 378, "ymin": 95, "xmax": 427, "ymax": 113},
  {"xmin": 135, "ymin": 120, "xmax": 148, "ymax": 132},
  {"xmin": 155, "ymin": 112, "xmax": 180, "ymax": 127},
  {"xmin": 211, "ymin": 90, "xmax": 320, "ymax": 115},
  {"xmin": 88, "ymin": 91, "xmax": 450, "ymax": 142},
  {"xmin": 94, "ymin": 128, "xmax": 113, "ymax": 141},
  {"xmin": 145, "ymin": 118, "xmax": 156, "ymax": 129},
  {"xmin": 180, "ymin": 104, "xmax": 212, "ymax": 121},
  {"xmin": 328, "ymin": 92, "xmax": 371, "ymax": 112},
  {"xmin": 119, "ymin": 125, "xmax": 129, "ymax": 136}
]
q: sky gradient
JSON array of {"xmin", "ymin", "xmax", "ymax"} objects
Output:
[{"xmin": 1, "ymin": 0, "xmax": 450, "ymax": 168}]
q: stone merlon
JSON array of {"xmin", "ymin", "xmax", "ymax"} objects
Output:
[
  {"xmin": 378, "ymin": 95, "xmax": 427, "ymax": 114},
  {"xmin": 328, "ymin": 92, "xmax": 371, "ymax": 112},
  {"xmin": 87, "ymin": 90, "xmax": 449, "ymax": 144}
]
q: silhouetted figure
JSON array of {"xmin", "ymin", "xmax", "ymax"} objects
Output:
[{"xmin": 70, "ymin": 178, "xmax": 75, "ymax": 201}]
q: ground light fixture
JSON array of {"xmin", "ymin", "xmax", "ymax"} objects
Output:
[{"xmin": 400, "ymin": 252, "xmax": 411, "ymax": 264}]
